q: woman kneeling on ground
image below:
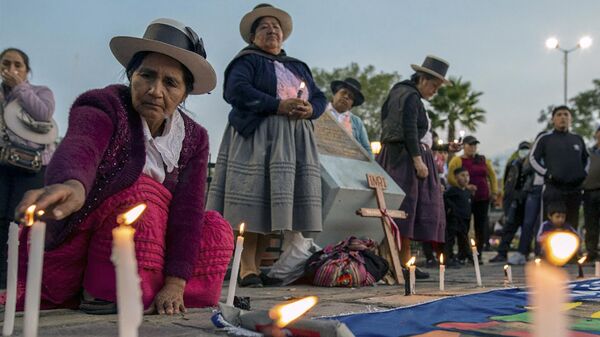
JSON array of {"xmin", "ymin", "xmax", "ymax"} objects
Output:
[{"xmin": 13, "ymin": 18, "xmax": 233, "ymax": 315}]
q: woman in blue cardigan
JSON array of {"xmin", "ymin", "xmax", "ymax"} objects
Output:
[{"xmin": 207, "ymin": 4, "xmax": 327, "ymax": 287}]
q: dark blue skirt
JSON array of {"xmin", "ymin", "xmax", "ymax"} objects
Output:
[{"xmin": 376, "ymin": 143, "xmax": 445, "ymax": 243}]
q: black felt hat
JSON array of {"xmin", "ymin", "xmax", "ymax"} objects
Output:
[{"xmin": 330, "ymin": 77, "xmax": 365, "ymax": 107}]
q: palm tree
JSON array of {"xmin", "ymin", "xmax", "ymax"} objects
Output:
[{"xmin": 428, "ymin": 76, "xmax": 486, "ymax": 142}]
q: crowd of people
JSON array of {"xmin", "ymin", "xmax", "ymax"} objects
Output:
[{"xmin": 0, "ymin": 3, "xmax": 599, "ymax": 316}]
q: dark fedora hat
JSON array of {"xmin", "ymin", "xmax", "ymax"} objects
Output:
[
  {"xmin": 411, "ymin": 55, "xmax": 450, "ymax": 84},
  {"xmin": 110, "ymin": 18, "xmax": 216, "ymax": 95},
  {"xmin": 330, "ymin": 77, "xmax": 365, "ymax": 107}
]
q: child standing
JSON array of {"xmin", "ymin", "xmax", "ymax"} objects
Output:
[{"xmin": 444, "ymin": 167, "xmax": 472, "ymax": 267}]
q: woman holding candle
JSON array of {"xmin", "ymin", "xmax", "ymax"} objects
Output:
[
  {"xmin": 207, "ymin": 4, "xmax": 327, "ymax": 287},
  {"xmin": 448, "ymin": 135, "xmax": 498, "ymax": 262},
  {"xmin": 0, "ymin": 48, "xmax": 57, "ymax": 289},
  {"xmin": 377, "ymin": 56, "xmax": 459, "ymax": 277},
  {"xmin": 12, "ymin": 18, "xmax": 233, "ymax": 315}
]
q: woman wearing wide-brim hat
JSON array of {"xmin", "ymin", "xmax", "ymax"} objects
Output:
[
  {"xmin": 207, "ymin": 4, "xmax": 327, "ymax": 287},
  {"xmin": 13, "ymin": 18, "xmax": 234, "ymax": 314},
  {"xmin": 0, "ymin": 47, "xmax": 57, "ymax": 289},
  {"xmin": 326, "ymin": 77, "xmax": 373, "ymax": 158},
  {"xmin": 377, "ymin": 55, "xmax": 459, "ymax": 278}
]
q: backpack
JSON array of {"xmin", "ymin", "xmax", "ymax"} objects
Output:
[{"xmin": 304, "ymin": 237, "xmax": 389, "ymax": 287}]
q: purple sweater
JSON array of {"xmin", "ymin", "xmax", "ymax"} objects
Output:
[
  {"xmin": 45, "ymin": 84, "xmax": 209, "ymax": 280},
  {"xmin": 1, "ymin": 82, "xmax": 56, "ymax": 164}
]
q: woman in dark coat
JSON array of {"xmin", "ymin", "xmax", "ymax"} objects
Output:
[{"xmin": 377, "ymin": 56, "xmax": 458, "ymax": 276}]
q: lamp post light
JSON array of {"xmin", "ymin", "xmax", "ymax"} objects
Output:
[{"xmin": 545, "ymin": 36, "xmax": 592, "ymax": 104}]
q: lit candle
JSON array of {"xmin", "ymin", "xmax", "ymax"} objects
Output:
[
  {"xmin": 437, "ymin": 139, "xmax": 444, "ymax": 146},
  {"xmin": 3, "ymin": 222, "xmax": 20, "ymax": 336},
  {"xmin": 112, "ymin": 204, "xmax": 146, "ymax": 337},
  {"xmin": 595, "ymin": 261, "xmax": 600, "ymax": 278},
  {"xmin": 226, "ymin": 223, "xmax": 245, "ymax": 306},
  {"xmin": 296, "ymin": 81, "xmax": 306, "ymax": 99},
  {"xmin": 577, "ymin": 256, "xmax": 587, "ymax": 279},
  {"xmin": 471, "ymin": 239, "xmax": 482, "ymax": 287},
  {"xmin": 439, "ymin": 254, "xmax": 445, "ymax": 292},
  {"xmin": 527, "ymin": 231, "xmax": 579, "ymax": 337},
  {"xmin": 504, "ymin": 264, "xmax": 513, "ymax": 285},
  {"xmin": 23, "ymin": 205, "xmax": 46, "ymax": 337},
  {"xmin": 269, "ymin": 296, "xmax": 318, "ymax": 328},
  {"xmin": 407, "ymin": 257, "xmax": 416, "ymax": 295}
]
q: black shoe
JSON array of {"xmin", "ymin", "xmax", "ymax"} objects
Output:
[
  {"xmin": 240, "ymin": 274, "xmax": 263, "ymax": 288},
  {"xmin": 446, "ymin": 258, "xmax": 461, "ymax": 269},
  {"xmin": 79, "ymin": 290, "xmax": 117, "ymax": 315},
  {"xmin": 489, "ymin": 254, "xmax": 507, "ymax": 263},
  {"xmin": 415, "ymin": 267, "xmax": 430, "ymax": 279},
  {"xmin": 259, "ymin": 273, "xmax": 283, "ymax": 287}
]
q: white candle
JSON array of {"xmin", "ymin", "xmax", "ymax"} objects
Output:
[
  {"xmin": 226, "ymin": 223, "xmax": 245, "ymax": 306},
  {"xmin": 504, "ymin": 265, "xmax": 513, "ymax": 285},
  {"xmin": 407, "ymin": 256, "xmax": 416, "ymax": 295},
  {"xmin": 595, "ymin": 261, "xmax": 600, "ymax": 278},
  {"xmin": 3, "ymin": 222, "xmax": 20, "ymax": 336},
  {"xmin": 526, "ymin": 260, "xmax": 569, "ymax": 337},
  {"xmin": 112, "ymin": 204, "xmax": 145, "ymax": 337},
  {"xmin": 471, "ymin": 239, "xmax": 482, "ymax": 287},
  {"xmin": 296, "ymin": 81, "xmax": 306, "ymax": 99},
  {"xmin": 439, "ymin": 254, "xmax": 445, "ymax": 292},
  {"xmin": 112, "ymin": 226, "xmax": 143, "ymax": 337},
  {"xmin": 23, "ymin": 205, "xmax": 46, "ymax": 337}
]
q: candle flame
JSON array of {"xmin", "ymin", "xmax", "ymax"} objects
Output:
[
  {"xmin": 117, "ymin": 204, "xmax": 147, "ymax": 226},
  {"xmin": 370, "ymin": 141, "xmax": 382, "ymax": 155},
  {"xmin": 578, "ymin": 256, "xmax": 587, "ymax": 264},
  {"xmin": 504, "ymin": 264, "xmax": 509, "ymax": 270},
  {"xmin": 545, "ymin": 231, "xmax": 580, "ymax": 266},
  {"xmin": 239, "ymin": 222, "xmax": 245, "ymax": 236},
  {"xmin": 440, "ymin": 254, "xmax": 444, "ymax": 265},
  {"xmin": 25, "ymin": 205, "xmax": 36, "ymax": 226},
  {"xmin": 453, "ymin": 139, "xmax": 459, "ymax": 144},
  {"xmin": 37, "ymin": 210, "xmax": 45, "ymax": 216},
  {"xmin": 406, "ymin": 256, "xmax": 416, "ymax": 267},
  {"xmin": 299, "ymin": 81, "xmax": 305, "ymax": 90},
  {"xmin": 459, "ymin": 130, "xmax": 466, "ymax": 138},
  {"xmin": 269, "ymin": 296, "xmax": 318, "ymax": 328},
  {"xmin": 470, "ymin": 238, "xmax": 476, "ymax": 247},
  {"xmin": 437, "ymin": 139, "xmax": 444, "ymax": 145},
  {"xmin": 534, "ymin": 258, "xmax": 541, "ymax": 266}
]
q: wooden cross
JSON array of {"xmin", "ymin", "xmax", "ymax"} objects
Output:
[{"xmin": 356, "ymin": 173, "xmax": 407, "ymax": 284}]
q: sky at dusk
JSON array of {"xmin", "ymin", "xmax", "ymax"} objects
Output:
[{"xmin": 2, "ymin": 0, "xmax": 600, "ymax": 160}]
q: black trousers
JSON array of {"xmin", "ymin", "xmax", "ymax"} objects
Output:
[
  {"xmin": 445, "ymin": 216, "xmax": 470, "ymax": 260},
  {"xmin": 471, "ymin": 199, "xmax": 490, "ymax": 255},
  {"xmin": 542, "ymin": 184, "xmax": 582, "ymax": 229},
  {"xmin": 584, "ymin": 189, "xmax": 600, "ymax": 258},
  {"xmin": 0, "ymin": 165, "xmax": 46, "ymax": 287},
  {"xmin": 497, "ymin": 198, "xmax": 526, "ymax": 256}
]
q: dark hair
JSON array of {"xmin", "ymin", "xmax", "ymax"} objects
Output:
[
  {"xmin": 410, "ymin": 71, "xmax": 436, "ymax": 84},
  {"xmin": 0, "ymin": 48, "xmax": 31, "ymax": 72},
  {"xmin": 250, "ymin": 16, "xmax": 282, "ymax": 38},
  {"xmin": 125, "ymin": 51, "xmax": 194, "ymax": 95},
  {"xmin": 551, "ymin": 105, "xmax": 572, "ymax": 117},
  {"xmin": 453, "ymin": 167, "xmax": 467, "ymax": 176},
  {"xmin": 547, "ymin": 202, "xmax": 567, "ymax": 216}
]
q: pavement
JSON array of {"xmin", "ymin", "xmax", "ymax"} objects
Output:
[{"xmin": 0, "ymin": 251, "xmax": 595, "ymax": 336}]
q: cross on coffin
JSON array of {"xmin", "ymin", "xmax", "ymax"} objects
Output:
[{"xmin": 356, "ymin": 174, "xmax": 407, "ymax": 284}]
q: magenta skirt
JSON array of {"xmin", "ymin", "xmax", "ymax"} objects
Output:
[{"xmin": 11, "ymin": 175, "xmax": 233, "ymax": 310}]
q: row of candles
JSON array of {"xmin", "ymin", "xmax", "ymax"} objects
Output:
[
  {"xmin": 3, "ymin": 204, "xmax": 146, "ymax": 337},
  {"xmin": 3, "ymin": 208, "xmax": 596, "ymax": 337}
]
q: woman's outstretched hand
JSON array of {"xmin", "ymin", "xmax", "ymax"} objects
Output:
[
  {"xmin": 145, "ymin": 276, "xmax": 187, "ymax": 315},
  {"xmin": 15, "ymin": 179, "xmax": 86, "ymax": 221}
]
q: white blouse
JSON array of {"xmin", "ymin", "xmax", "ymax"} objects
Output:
[{"xmin": 141, "ymin": 109, "xmax": 185, "ymax": 183}]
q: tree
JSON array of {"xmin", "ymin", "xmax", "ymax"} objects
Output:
[
  {"xmin": 538, "ymin": 79, "xmax": 600, "ymax": 140},
  {"xmin": 311, "ymin": 63, "xmax": 400, "ymax": 140},
  {"xmin": 428, "ymin": 76, "xmax": 486, "ymax": 142}
]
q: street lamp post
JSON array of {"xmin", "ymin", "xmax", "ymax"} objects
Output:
[{"xmin": 546, "ymin": 36, "xmax": 592, "ymax": 104}]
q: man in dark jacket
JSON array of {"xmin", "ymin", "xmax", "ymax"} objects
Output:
[
  {"xmin": 489, "ymin": 141, "xmax": 532, "ymax": 263},
  {"xmin": 530, "ymin": 105, "xmax": 589, "ymax": 229},
  {"xmin": 583, "ymin": 126, "xmax": 600, "ymax": 260}
]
